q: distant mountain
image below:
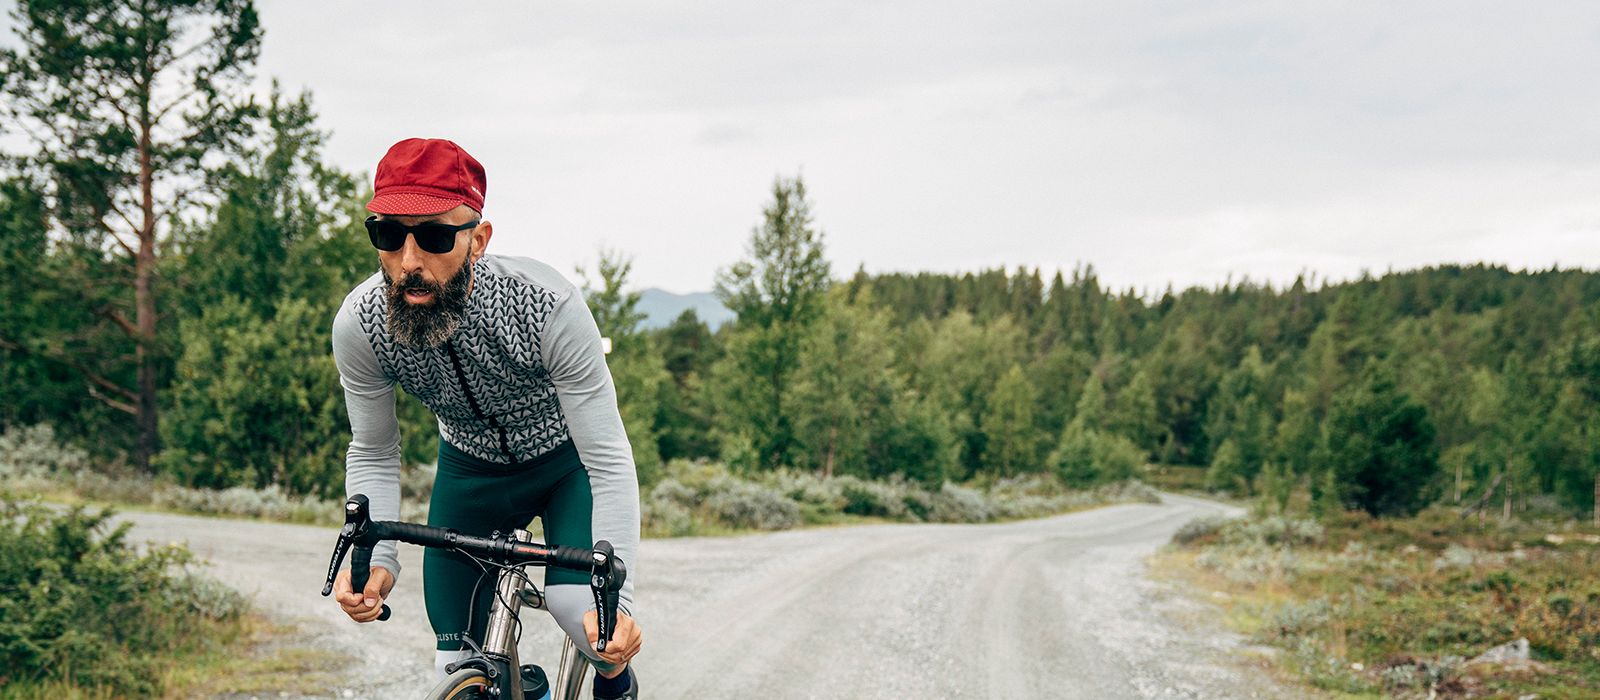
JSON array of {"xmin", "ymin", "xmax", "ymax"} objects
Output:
[{"xmin": 637, "ymin": 288, "xmax": 735, "ymax": 330}]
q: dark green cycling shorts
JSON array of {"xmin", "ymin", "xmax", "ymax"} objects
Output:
[{"xmin": 424, "ymin": 438, "xmax": 593, "ymax": 651}]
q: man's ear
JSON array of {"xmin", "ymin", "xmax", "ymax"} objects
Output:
[{"xmin": 472, "ymin": 221, "xmax": 493, "ymax": 262}]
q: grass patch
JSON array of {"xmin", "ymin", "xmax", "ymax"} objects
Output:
[
  {"xmin": 163, "ymin": 616, "xmax": 353, "ymax": 698},
  {"xmin": 1156, "ymin": 508, "xmax": 1600, "ymax": 698},
  {"xmin": 0, "ymin": 614, "xmax": 352, "ymax": 700}
]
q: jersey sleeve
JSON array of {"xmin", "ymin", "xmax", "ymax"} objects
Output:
[
  {"xmin": 539, "ymin": 288, "xmax": 641, "ymax": 617},
  {"xmin": 332, "ymin": 296, "xmax": 405, "ymax": 580}
]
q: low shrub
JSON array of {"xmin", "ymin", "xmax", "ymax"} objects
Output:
[
  {"xmin": 1172, "ymin": 515, "xmax": 1228, "ymax": 545},
  {"xmin": 0, "ymin": 495, "xmax": 249, "ymax": 696},
  {"xmin": 8, "ymin": 422, "xmax": 1166, "ymax": 540},
  {"xmin": 0, "ymin": 423, "xmax": 89, "ymax": 478},
  {"xmin": 400, "ymin": 462, "xmax": 437, "ymax": 502},
  {"xmin": 928, "ymin": 483, "xmax": 994, "ymax": 523},
  {"xmin": 703, "ymin": 480, "xmax": 801, "ymax": 530},
  {"xmin": 1222, "ymin": 515, "xmax": 1325, "ymax": 548},
  {"xmin": 834, "ymin": 475, "xmax": 912, "ymax": 519},
  {"xmin": 153, "ymin": 483, "xmax": 329, "ymax": 523},
  {"xmin": 1094, "ymin": 480, "xmax": 1162, "ymax": 505},
  {"xmin": 642, "ymin": 495, "xmax": 694, "ymax": 537},
  {"xmin": 769, "ymin": 469, "xmax": 846, "ymax": 511}
]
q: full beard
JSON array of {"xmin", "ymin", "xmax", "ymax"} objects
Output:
[{"xmin": 384, "ymin": 261, "xmax": 473, "ymax": 348}]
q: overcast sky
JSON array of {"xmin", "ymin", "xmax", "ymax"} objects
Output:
[{"xmin": 9, "ymin": 1, "xmax": 1600, "ymax": 294}]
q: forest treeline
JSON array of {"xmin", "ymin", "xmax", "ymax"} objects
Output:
[{"xmin": 2, "ymin": 0, "xmax": 1597, "ymax": 522}]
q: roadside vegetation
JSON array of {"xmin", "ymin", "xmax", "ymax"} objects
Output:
[
  {"xmin": 3, "ymin": 422, "xmax": 1157, "ymax": 535},
  {"xmin": 0, "ymin": 493, "xmax": 253, "ymax": 697},
  {"xmin": 1160, "ymin": 503, "xmax": 1600, "ymax": 699},
  {"xmin": 641, "ymin": 458, "xmax": 1159, "ymax": 537}
]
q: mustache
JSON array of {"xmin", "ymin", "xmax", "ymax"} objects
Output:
[{"xmin": 387, "ymin": 271, "xmax": 445, "ymax": 297}]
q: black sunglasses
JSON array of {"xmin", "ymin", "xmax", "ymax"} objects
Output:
[{"xmin": 364, "ymin": 216, "xmax": 480, "ymax": 254}]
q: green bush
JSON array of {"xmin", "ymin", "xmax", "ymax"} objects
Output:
[
  {"xmin": 834, "ymin": 475, "xmax": 912, "ymax": 519},
  {"xmin": 1050, "ymin": 425, "xmax": 1144, "ymax": 487},
  {"xmin": 0, "ymin": 495, "xmax": 247, "ymax": 695},
  {"xmin": 703, "ymin": 480, "xmax": 801, "ymax": 530},
  {"xmin": 928, "ymin": 483, "xmax": 994, "ymax": 522},
  {"xmin": 770, "ymin": 469, "xmax": 847, "ymax": 511},
  {"xmin": 641, "ymin": 492, "xmax": 694, "ymax": 537},
  {"xmin": 1321, "ymin": 368, "xmax": 1440, "ymax": 517},
  {"xmin": 1171, "ymin": 514, "xmax": 1229, "ymax": 545}
]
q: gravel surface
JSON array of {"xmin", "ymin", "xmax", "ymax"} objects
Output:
[{"xmin": 120, "ymin": 493, "xmax": 1292, "ymax": 699}]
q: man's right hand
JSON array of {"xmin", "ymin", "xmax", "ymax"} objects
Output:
[{"xmin": 333, "ymin": 566, "xmax": 395, "ymax": 623}]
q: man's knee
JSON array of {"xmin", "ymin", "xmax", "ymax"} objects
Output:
[{"xmin": 543, "ymin": 584, "xmax": 625, "ymax": 675}]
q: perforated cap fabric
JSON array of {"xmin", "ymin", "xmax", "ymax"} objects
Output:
[{"xmin": 366, "ymin": 138, "xmax": 487, "ymax": 216}]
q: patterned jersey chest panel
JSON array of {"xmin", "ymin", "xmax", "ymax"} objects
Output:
[{"xmin": 353, "ymin": 267, "xmax": 572, "ymax": 463}]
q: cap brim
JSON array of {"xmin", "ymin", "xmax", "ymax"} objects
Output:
[{"xmin": 366, "ymin": 192, "xmax": 465, "ymax": 216}]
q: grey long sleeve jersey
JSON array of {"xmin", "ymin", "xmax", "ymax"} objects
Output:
[{"xmin": 332, "ymin": 254, "xmax": 639, "ymax": 615}]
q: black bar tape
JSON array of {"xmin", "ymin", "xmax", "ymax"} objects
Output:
[
  {"xmin": 349, "ymin": 545, "xmax": 392, "ymax": 621},
  {"xmin": 378, "ymin": 521, "xmax": 455, "ymax": 549},
  {"xmin": 550, "ymin": 545, "xmax": 594, "ymax": 571}
]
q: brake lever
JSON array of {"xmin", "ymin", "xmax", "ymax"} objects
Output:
[
  {"xmin": 321, "ymin": 496, "xmax": 389, "ymax": 621},
  {"xmin": 589, "ymin": 540, "xmax": 627, "ymax": 652},
  {"xmin": 320, "ymin": 498, "xmax": 363, "ymax": 597}
]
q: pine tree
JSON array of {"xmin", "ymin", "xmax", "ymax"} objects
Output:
[
  {"xmin": 1321, "ymin": 365, "xmax": 1440, "ymax": 517},
  {"xmin": 0, "ymin": 0, "xmax": 263, "ymax": 470},
  {"xmin": 982, "ymin": 364, "xmax": 1044, "ymax": 476},
  {"xmin": 712, "ymin": 175, "xmax": 831, "ymax": 470},
  {"xmin": 581, "ymin": 250, "xmax": 668, "ymax": 480}
]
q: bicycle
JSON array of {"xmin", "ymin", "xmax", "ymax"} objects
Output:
[{"xmin": 321, "ymin": 494, "xmax": 628, "ymax": 700}]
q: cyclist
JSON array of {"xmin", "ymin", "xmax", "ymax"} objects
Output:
[{"xmin": 327, "ymin": 137, "xmax": 642, "ymax": 699}]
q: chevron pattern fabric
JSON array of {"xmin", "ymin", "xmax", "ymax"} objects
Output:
[{"xmin": 355, "ymin": 259, "xmax": 572, "ymax": 463}]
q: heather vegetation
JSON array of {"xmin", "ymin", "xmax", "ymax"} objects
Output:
[{"xmin": 1162, "ymin": 507, "xmax": 1600, "ymax": 698}]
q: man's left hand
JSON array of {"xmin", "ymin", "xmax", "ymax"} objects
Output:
[{"xmin": 584, "ymin": 610, "xmax": 641, "ymax": 676}]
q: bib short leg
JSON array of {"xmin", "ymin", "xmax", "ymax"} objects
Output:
[{"xmin": 423, "ymin": 439, "xmax": 593, "ymax": 651}]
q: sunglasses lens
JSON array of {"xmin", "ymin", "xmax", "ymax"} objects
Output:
[
  {"xmin": 411, "ymin": 224, "xmax": 458, "ymax": 254},
  {"xmin": 365, "ymin": 219, "xmax": 404, "ymax": 251}
]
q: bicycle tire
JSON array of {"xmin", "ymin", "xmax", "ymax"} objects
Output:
[{"xmin": 425, "ymin": 667, "xmax": 491, "ymax": 700}]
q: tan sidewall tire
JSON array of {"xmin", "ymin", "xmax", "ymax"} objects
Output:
[{"xmin": 424, "ymin": 667, "xmax": 490, "ymax": 700}]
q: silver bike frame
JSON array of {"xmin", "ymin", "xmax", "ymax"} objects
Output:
[{"xmin": 479, "ymin": 528, "xmax": 593, "ymax": 700}]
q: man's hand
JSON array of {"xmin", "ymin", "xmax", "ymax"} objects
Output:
[
  {"xmin": 584, "ymin": 610, "xmax": 642, "ymax": 675},
  {"xmin": 332, "ymin": 566, "xmax": 395, "ymax": 623}
]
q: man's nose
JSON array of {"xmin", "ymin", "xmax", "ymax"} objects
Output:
[{"xmin": 397, "ymin": 233, "xmax": 426, "ymax": 272}]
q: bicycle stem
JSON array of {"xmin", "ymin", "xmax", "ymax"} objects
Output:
[{"xmin": 482, "ymin": 529, "xmax": 533, "ymax": 662}]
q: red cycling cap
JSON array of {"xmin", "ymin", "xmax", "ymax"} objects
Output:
[{"xmin": 366, "ymin": 138, "xmax": 487, "ymax": 216}]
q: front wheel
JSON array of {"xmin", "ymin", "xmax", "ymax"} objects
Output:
[{"xmin": 426, "ymin": 667, "xmax": 491, "ymax": 700}]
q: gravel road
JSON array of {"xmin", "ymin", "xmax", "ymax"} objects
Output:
[{"xmin": 120, "ymin": 493, "xmax": 1291, "ymax": 699}]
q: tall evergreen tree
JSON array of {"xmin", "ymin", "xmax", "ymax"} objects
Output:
[
  {"xmin": 652, "ymin": 310, "xmax": 719, "ymax": 462},
  {"xmin": 1322, "ymin": 365, "xmax": 1440, "ymax": 517},
  {"xmin": 0, "ymin": 0, "xmax": 262, "ymax": 470},
  {"xmin": 582, "ymin": 249, "xmax": 668, "ymax": 480},
  {"xmin": 712, "ymin": 175, "xmax": 831, "ymax": 469},
  {"xmin": 790, "ymin": 292, "xmax": 903, "ymax": 477},
  {"xmin": 982, "ymin": 364, "xmax": 1044, "ymax": 476}
]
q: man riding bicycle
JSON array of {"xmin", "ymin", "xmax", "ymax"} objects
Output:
[{"xmin": 328, "ymin": 138, "xmax": 642, "ymax": 699}]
